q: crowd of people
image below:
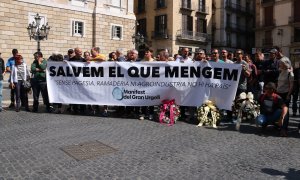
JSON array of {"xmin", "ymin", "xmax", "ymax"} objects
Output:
[{"xmin": 0, "ymin": 46, "xmax": 299, "ymax": 137}]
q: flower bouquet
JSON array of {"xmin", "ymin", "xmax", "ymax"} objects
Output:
[
  {"xmin": 232, "ymin": 92, "xmax": 260, "ymax": 130},
  {"xmin": 158, "ymin": 99, "xmax": 180, "ymax": 126},
  {"xmin": 197, "ymin": 100, "xmax": 221, "ymax": 128}
]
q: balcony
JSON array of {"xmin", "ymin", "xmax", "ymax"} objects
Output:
[
  {"xmin": 225, "ymin": 1, "xmax": 246, "ymax": 14},
  {"xmin": 176, "ymin": 29, "xmax": 211, "ymax": 43},
  {"xmin": 261, "ymin": 0, "xmax": 275, "ymax": 4},
  {"xmin": 225, "ymin": 23, "xmax": 246, "ymax": 33},
  {"xmin": 196, "ymin": 6, "xmax": 209, "ymax": 15},
  {"xmin": 180, "ymin": 0, "xmax": 195, "ymax": 12},
  {"xmin": 264, "ymin": 19, "xmax": 276, "ymax": 27},
  {"xmin": 262, "ymin": 38, "xmax": 273, "ymax": 46},
  {"xmin": 151, "ymin": 30, "xmax": 169, "ymax": 39},
  {"xmin": 291, "ymin": 36, "xmax": 300, "ymax": 43},
  {"xmin": 256, "ymin": 19, "xmax": 276, "ymax": 30},
  {"xmin": 289, "ymin": 16, "xmax": 300, "ymax": 25}
]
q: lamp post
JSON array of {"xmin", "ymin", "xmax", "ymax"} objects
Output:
[
  {"xmin": 132, "ymin": 32, "xmax": 144, "ymax": 46},
  {"xmin": 132, "ymin": 32, "xmax": 145, "ymax": 58},
  {"xmin": 27, "ymin": 13, "xmax": 50, "ymax": 52}
]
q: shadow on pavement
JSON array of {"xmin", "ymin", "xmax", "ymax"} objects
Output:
[
  {"xmin": 212, "ymin": 121, "xmax": 300, "ymax": 138},
  {"xmin": 261, "ymin": 168, "xmax": 300, "ymax": 180}
]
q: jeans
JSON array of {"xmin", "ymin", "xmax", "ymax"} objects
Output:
[
  {"xmin": 14, "ymin": 80, "xmax": 29, "ymax": 110},
  {"xmin": 0, "ymin": 80, "xmax": 3, "ymax": 111},
  {"xmin": 256, "ymin": 109, "xmax": 289, "ymax": 130}
]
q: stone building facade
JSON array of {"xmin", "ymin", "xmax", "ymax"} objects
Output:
[
  {"xmin": 255, "ymin": 0, "xmax": 300, "ymax": 63},
  {"xmin": 134, "ymin": 0, "xmax": 212, "ymax": 56},
  {"xmin": 212, "ymin": 0, "xmax": 255, "ymax": 53},
  {"xmin": 0, "ymin": 0, "xmax": 135, "ymax": 64}
]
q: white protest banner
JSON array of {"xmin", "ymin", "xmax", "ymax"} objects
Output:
[{"xmin": 46, "ymin": 61, "xmax": 242, "ymax": 110}]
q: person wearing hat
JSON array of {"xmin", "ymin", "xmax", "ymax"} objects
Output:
[
  {"xmin": 262, "ymin": 48, "xmax": 280, "ymax": 84},
  {"xmin": 256, "ymin": 82, "xmax": 289, "ymax": 137}
]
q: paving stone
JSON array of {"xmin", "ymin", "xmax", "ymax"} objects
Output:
[{"xmin": 0, "ymin": 101, "xmax": 300, "ymax": 179}]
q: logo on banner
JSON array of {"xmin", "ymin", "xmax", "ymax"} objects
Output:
[{"xmin": 112, "ymin": 87, "xmax": 124, "ymax": 100}]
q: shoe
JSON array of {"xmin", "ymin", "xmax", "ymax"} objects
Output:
[
  {"xmin": 25, "ymin": 108, "xmax": 31, "ymax": 112},
  {"xmin": 47, "ymin": 106, "xmax": 55, "ymax": 113},
  {"xmin": 15, "ymin": 108, "xmax": 20, "ymax": 112},
  {"xmin": 101, "ymin": 111, "xmax": 108, "ymax": 117},
  {"xmin": 149, "ymin": 114, "xmax": 153, "ymax": 120},
  {"xmin": 8, "ymin": 103, "xmax": 15, "ymax": 109},
  {"xmin": 280, "ymin": 129, "xmax": 288, "ymax": 137},
  {"xmin": 32, "ymin": 108, "xmax": 38, "ymax": 113},
  {"xmin": 55, "ymin": 108, "xmax": 62, "ymax": 114},
  {"xmin": 139, "ymin": 115, "xmax": 144, "ymax": 120}
]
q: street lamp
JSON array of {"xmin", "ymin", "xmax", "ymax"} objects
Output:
[
  {"xmin": 27, "ymin": 13, "xmax": 50, "ymax": 52},
  {"xmin": 132, "ymin": 32, "xmax": 144, "ymax": 46}
]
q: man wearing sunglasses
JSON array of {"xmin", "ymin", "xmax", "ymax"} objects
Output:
[
  {"xmin": 221, "ymin": 49, "xmax": 233, "ymax": 64},
  {"xmin": 210, "ymin": 49, "xmax": 224, "ymax": 63},
  {"xmin": 234, "ymin": 49, "xmax": 251, "ymax": 96}
]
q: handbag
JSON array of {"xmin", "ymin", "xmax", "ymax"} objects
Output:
[
  {"xmin": 17, "ymin": 65, "xmax": 32, "ymax": 91},
  {"xmin": 23, "ymin": 80, "xmax": 32, "ymax": 90}
]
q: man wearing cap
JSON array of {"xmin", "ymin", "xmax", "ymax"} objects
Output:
[
  {"xmin": 0, "ymin": 52, "xmax": 5, "ymax": 112},
  {"xmin": 256, "ymin": 82, "xmax": 289, "ymax": 137},
  {"xmin": 262, "ymin": 48, "xmax": 280, "ymax": 84}
]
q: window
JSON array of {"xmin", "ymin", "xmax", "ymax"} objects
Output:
[
  {"xmin": 181, "ymin": 0, "xmax": 191, "ymax": 9},
  {"xmin": 294, "ymin": 28, "xmax": 300, "ymax": 42},
  {"xmin": 137, "ymin": 19, "xmax": 147, "ymax": 36},
  {"xmin": 264, "ymin": 6, "xmax": 274, "ymax": 26},
  {"xmin": 71, "ymin": 0, "xmax": 86, "ymax": 7},
  {"xmin": 182, "ymin": 15, "xmax": 193, "ymax": 32},
  {"xmin": 196, "ymin": 18, "xmax": 207, "ymax": 33},
  {"xmin": 226, "ymin": 33, "xmax": 231, "ymax": 46},
  {"xmin": 295, "ymin": 0, "xmax": 300, "ymax": 22},
  {"xmin": 138, "ymin": 0, "xmax": 145, "ymax": 13},
  {"xmin": 71, "ymin": 20, "xmax": 85, "ymax": 37},
  {"xmin": 110, "ymin": 0, "xmax": 121, "ymax": 7},
  {"xmin": 111, "ymin": 24, "xmax": 123, "ymax": 40},
  {"xmin": 236, "ymin": 16, "xmax": 240, "ymax": 27},
  {"xmin": 157, "ymin": 0, "xmax": 166, "ymax": 9},
  {"xmin": 199, "ymin": 0, "xmax": 205, "ymax": 12},
  {"xmin": 155, "ymin": 15, "xmax": 167, "ymax": 36},
  {"xmin": 226, "ymin": 13, "xmax": 231, "ymax": 27}
]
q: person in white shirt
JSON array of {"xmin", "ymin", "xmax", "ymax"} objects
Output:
[
  {"xmin": 221, "ymin": 49, "xmax": 233, "ymax": 63},
  {"xmin": 176, "ymin": 47, "xmax": 192, "ymax": 63}
]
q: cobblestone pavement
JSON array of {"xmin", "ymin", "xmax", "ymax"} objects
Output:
[{"xmin": 0, "ymin": 87, "xmax": 300, "ymax": 179}]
